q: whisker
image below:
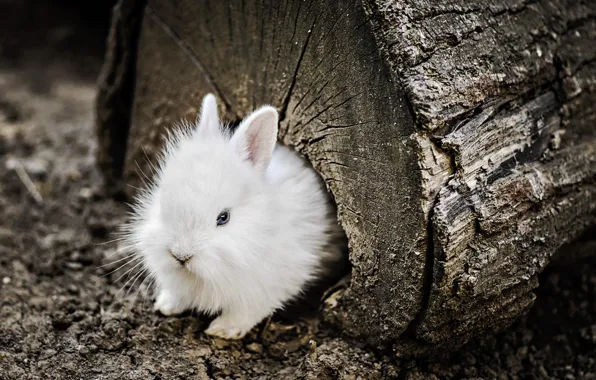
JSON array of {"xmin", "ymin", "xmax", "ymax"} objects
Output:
[
  {"xmin": 102, "ymin": 247, "xmax": 135, "ymax": 259},
  {"xmin": 95, "ymin": 253, "xmax": 138, "ymax": 269},
  {"xmin": 102, "ymin": 241, "xmax": 161, "ymax": 257},
  {"xmin": 147, "ymin": 277, "xmax": 156, "ymax": 296},
  {"xmin": 124, "ymin": 268, "xmax": 147, "ymax": 301},
  {"xmin": 99, "ymin": 256, "xmax": 141, "ymax": 278},
  {"xmin": 134, "ymin": 160, "xmax": 153, "ymax": 187},
  {"xmin": 132, "ymin": 273, "xmax": 151, "ymax": 306},
  {"xmin": 100, "ymin": 257, "xmax": 137, "ymax": 282},
  {"xmin": 101, "ymin": 241, "xmax": 164, "ymax": 262},
  {"xmin": 129, "ymin": 270, "xmax": 153, "ymax": 307},
  {"xmin": 141, "ymin": 146, "xmax": 160, "ymax": 176},
  {"xmin": 126, "ymin": 184, "xmax": 143, "ymax": 191},
  {"xmin": 140, "ymin": 276, "xmax": 157, "ymax": 311},
  {"xmin": 94, "ymin": 237, "xmax": 126, "ymax": 246},
  {"xmin": 112, "ymin": 267, "xmax": 147, "ymax": 304},
  {"xmin": 109, "ymin": 260, "xmax": 144, "ymax": 283},
  {"xmin": 102, "ymin": 244, "xmax": 136, "ymax": 259}
]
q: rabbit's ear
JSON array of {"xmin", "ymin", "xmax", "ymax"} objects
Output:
[
  {"xmin": 195, "ymin": 93, "xmax": 220, "ymax": 134},
  {"xmin": 230, "ymin": 105, "xmax": 278, "ymax": 173}
]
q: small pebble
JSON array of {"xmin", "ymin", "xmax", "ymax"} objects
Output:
[
  {"xmin": 23, "ymin": 158, "xmax": 49, "ymax": 177},
  {"xmin": 79, "ymin": 187, "xmax": 93, "ymax": 199},
  {"xmin": 70, "ymin": 251, "xmax": 81, "ymax": 261},
  {"xmin": 67, "ymin": 284, "xmax": 79, "ymax": 294},
  {"xmin": 5, "ymin": 157, "xmax": 18, "ymax": 170},
  {"xmin": 65, "ymin": 262, "xmax": 83, "ymax": 270},
  {"xmin": 2, "ymin": 277, "xmax": 10, "ymax": 284},
  {"xmin": 68, "ymin": 169, "xmax": 82, "ymax": 181},
  {"xmin": 77, "ymin": 345, "xmax": 90, "ymax": 356},
  {"xmin": 246, "ymin": 343, "xmax": 263, "ymax": 355}
]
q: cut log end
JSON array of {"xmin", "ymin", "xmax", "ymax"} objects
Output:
[{"xmin": 115, "ymin": 0, "xmax": 426, "ymax": 345}]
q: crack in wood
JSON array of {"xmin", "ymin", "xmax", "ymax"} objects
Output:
[
  {"xmin": 145, "ymin": 6, "xmax": 233, "ymax": 115},
  {"xmin": 279, "ymin": 17, "xmax": 316, "ymax": 123}
]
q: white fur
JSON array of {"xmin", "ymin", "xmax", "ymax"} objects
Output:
[{"xmin": 121, "ymin": 93, "xmax": 343, "ymax": 339}]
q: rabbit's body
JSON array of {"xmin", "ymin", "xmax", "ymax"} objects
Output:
[{"xmin": 123, "ymin": 94, "xmax": 344, "ymax": 339}]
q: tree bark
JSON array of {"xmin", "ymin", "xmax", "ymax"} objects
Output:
[
  {"xmin": 95, "ymin": 0, "xmax": 596, "ymax": 357},
  {"xmin": 95, "ymin": 0, "xmax": 146, "ymax": 193}
]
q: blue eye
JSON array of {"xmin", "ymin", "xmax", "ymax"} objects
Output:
[{"xmin": 216, "ymin": 210, "xmax": 230, "ymax": 226}]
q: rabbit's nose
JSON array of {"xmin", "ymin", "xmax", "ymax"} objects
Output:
[{"xmin": 168, "ymin": 250, "xmax": 192, "ymax": 266}]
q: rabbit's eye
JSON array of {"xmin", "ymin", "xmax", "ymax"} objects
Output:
[{"xmin": 216, "ymin": 210, "xmax": 230, "ymax": 226}]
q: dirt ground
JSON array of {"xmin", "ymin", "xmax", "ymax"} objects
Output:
[{"xmin": 0, "ymin": 3, "xmax": 594, "ymax": 379}]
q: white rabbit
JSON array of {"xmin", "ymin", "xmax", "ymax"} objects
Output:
[{"xmin": 121, "ymin": 93, "xmax": 346, "ymax": 339}]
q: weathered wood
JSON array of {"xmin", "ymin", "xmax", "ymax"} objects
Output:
[
  {"xmin": 362, "ymin": 0, "xmax": 596, "ymax": 355},
  {"xmin": 95, "ymin": 0, "xmax": 146, "ymax": 193},
  {"xmin": 95, "ymin": 0, "xmax": 596, "ymax": 356}
]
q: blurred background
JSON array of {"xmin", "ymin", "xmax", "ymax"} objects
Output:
[{"xmin": 0, "ymin": 0, "xmax": 115, "ymax": 77}]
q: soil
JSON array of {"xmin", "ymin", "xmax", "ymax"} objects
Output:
[{"xmin": 0, "ymin": 2, "xmax": 594, "ymax": 379}]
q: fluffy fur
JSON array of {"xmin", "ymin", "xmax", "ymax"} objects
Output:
[{"xmin": 121, "ymin": 93, "xmax": 344, "ymax": 339}]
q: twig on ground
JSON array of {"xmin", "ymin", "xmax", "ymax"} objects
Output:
[{"xmin": 6, "ymin": 156, "xmax": 43, "ymax": 205}]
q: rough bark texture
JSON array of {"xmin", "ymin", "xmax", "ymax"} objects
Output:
[
  {"xmin": 95, "ymin": 0, "xmax": 596, "ymax": 355},
  {"xmin": 362, "ymin": 0, "xmax": 596, "ymax": 355},
  {"xmin": 95, "ymin": 0, "xmax": 146, "ymax": 193}
]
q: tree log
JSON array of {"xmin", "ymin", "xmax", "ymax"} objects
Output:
[{"xmin": 95, "ymin": 0, "xmax": 596, "ymax": 356}]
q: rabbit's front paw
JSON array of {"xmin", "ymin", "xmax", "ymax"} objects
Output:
[
  {"xmin": 205, "ymin": 314, "xmax": 255, "ymax": 340},
  {"xmin": 153, "ymin": 291, "xmax": 186, "ymax": 316}
]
